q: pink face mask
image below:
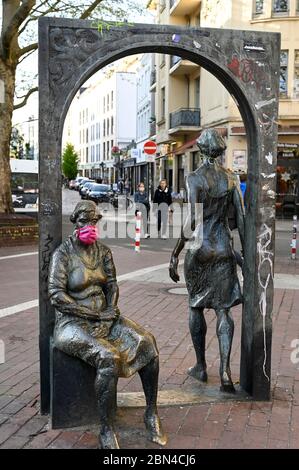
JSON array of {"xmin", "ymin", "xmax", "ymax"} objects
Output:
[{"xmin": 76, "ymin": 225, "xmax": 98, "ymax": 245}]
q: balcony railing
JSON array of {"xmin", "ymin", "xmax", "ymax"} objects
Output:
[
  {"xmin": 169, "ymin": 108, "xmax": 200, "ymax": 129},
  {"xmin": 170, "ymin": 55, "xmax": 181, "ymax": 68}
]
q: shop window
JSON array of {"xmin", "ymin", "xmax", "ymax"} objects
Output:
[
  {"xmin": 279, "ymin": 51, "xmax": 288, "ymax": 98},
  {"xmin": 294, "ymin": 50, "xmax": 299, "ymax": 99},
  {"xmin": 272, "ymin": 0, "xmax": 289, "ymax": 15}
]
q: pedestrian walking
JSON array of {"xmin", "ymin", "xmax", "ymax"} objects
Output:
[
  {"xmin": 153, "ymin": 179, "xmax": 173, "ymax": 239},
  {"xmin": 134, "ymin": 182, "xmax": 150, "ymax": 238}
]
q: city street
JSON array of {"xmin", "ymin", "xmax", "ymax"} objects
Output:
[{"xmin": 0, "ymin": 188, "xmax": 299, "ymax": 449}]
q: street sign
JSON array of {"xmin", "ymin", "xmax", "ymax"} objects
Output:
[{"xmin": 143, "ymin": 140, "xmax": 157, "ymax": 155}]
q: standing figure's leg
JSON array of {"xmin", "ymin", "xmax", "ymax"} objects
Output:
[
  {"xmin": 95, "ymin": 354, "xmax": 120, "ymax": 449},
  {"xmin": 188, "ymin": 307, "xmax": 208, "ymax": 382},
  {"xmin": 215, "ymin": 308, "xmax": 235, "ymax": 393},
  {"xmin": 139, "ymin": 357, "xmax": 167, "ymax": 446}
]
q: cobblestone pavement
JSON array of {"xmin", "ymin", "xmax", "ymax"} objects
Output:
[{"xmin": 0, "ymin": 255, "xmax": 299, "ymax": 449}]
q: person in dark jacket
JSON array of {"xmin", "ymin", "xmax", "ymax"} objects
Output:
[
  {"xmin": 153, "ymin": 179, "xmax": 172, "ymax": 239},
  {"xmin": 134, "ymin": 182, "xmax": 150, "ymax": 238}
]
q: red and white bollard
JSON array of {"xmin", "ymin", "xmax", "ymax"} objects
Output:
[
  {"xmin": 135, "ymin": 211, "xmax": 142, "ymax": 252},
  {"xmin": 291, "ymin": 215, "xmax": 297, "ymax": 260}
]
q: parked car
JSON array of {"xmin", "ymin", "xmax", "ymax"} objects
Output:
[
  {"xmin": 80, "ymin": 180, "xmax": 96, "ymax": 199},
  {"xmin": 87, "ymin": 184, "xmax": 113, "ymax": 203},
  {"xmin": 69, "ymin": 179, "xmax": 76, "ymax": 190},
  {"xmin": 74, "ymin": 177, "xmax": 89, "ymax": 190}
]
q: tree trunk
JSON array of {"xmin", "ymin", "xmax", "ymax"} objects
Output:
[{"xmin": 0, "ymin": 58, "xmax": 16, "ymax": 213}]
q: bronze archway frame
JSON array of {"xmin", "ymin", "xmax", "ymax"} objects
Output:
[{"xmin": 38, "ymin": 17, "xmax": 280, "ymax": 413}]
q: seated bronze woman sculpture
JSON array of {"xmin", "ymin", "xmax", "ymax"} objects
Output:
[{"xmin": 48, "ymin": 200, "xmax": 167, "ymax": 449}]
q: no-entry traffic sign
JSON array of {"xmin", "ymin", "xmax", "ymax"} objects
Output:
[{"xmin": 143, "ymin": 140, "xmax": 157, "ymax": 155}]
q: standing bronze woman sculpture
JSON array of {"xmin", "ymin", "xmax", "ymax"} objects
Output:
[
  {"xmin": 48, "ymin": 200, "xmax": 167, "ymax": 449},
  {"xmin": 169, "ymin": 129, "xmax": 245, "ymax": 393}
]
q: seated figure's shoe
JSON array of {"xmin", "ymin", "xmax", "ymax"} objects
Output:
[
  {"xmin": 187, "ymin": 364, "xmax": 208, "ymax": 383},
  {"xmin": 220, "ymin": 370, "xmax": 236, "ymax": 393},
  {"xmin": 99, "ymin": 426, "xmax": 120, "ymax": 449},
  {"xmin": 144, "ymin": 411, "xmax": 167, "ymax": 446}
]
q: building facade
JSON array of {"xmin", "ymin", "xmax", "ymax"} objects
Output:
[
  {"xmin": 148, "ymin": 0, "xmax": 299, "ymax": 215},
  {"xmin": 63, "ymin": 58, "xmax": 138, "ymax": 183},
  {"xmin": 135, "ymin": 54, "xmax": 156, "ymax": 197}
]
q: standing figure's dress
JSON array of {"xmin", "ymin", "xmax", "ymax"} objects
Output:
[{"xmin": 184, "ymin": 162, "xmax": 242, "ymax": 310}]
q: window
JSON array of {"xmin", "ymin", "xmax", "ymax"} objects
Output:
[
  {"xmin": 280, "ymin": 50, "xmax": 288, "ymax": 98},
  {"xmin": 103, "ymin": 142, "xmax": 106, "ymax": 160},
  {"xmin": 111, "ymin": 91, "xmax": 114, "ymax": 109},
  {"xmin": 107, "ymin": 141, "xmax": 110, "ymax": 159},
  {"xmin": 107, "ymin": 94, "xmax": 109, "ymax": 111},
  {"xmin": 91, "ymin": 146, "xmax": 95, "ymax": 162},
  {"xmin": 96, "ymin": 144, "xmax": 100, "ymax": 161},
  {"xmin": 86, "ymin": 128, "xmax": 89, "ymax": 143},
  {"xmin": 96, "ymin": 122, "xmax": 100, "ymax": 139},
  {"xmin": 111, "ymin": 140, "xmax": 114, "ymax": 151},
  {"xmin": 86, "ymin": 108, "xmax": 88, "ymax": 122},
  {"xmin": 82, "ymin": 110, "xmax": 85, "ymax": 124},
  {"xmin": 273, "ymin": 0, "xmax": 288, "ymax": 14},
  {"xmin": 111, "ymin": 116, "xmax": 114, "ymax": 134},
  {"xmin": 86, "ymin": 147, "xmax": 89, "ymax": 163},
  {"xmin": 253, "ymin": 0, "xmax": 263, "ymax": 14},
  {"xmin": 294, "ymin": 50, "xmax": 299, "ymax": 99},
  {"xmin": 79, "ymin": 112, "xmax": 82, "ymax": 126},
  {"xmin": 107, "ymin": 118, "xmax": 110, "ymax": 136},
  {"xmin": 161, "ymin": 87, "xmax": 166, "ymax": 120},
  {"xmin": 103, "ymin": 120, "xmax": 106, "ymax": 137},
  {"xmin": 103, "ymin": 97, "xmax": 105, "ymax": 113},
  {"xmin": 79, "ymin": 130, "xmax": 82, "ymax": 145},
  {"xmin": 91, "ymin": 125, "xmax": 95, "ymax": 141}
]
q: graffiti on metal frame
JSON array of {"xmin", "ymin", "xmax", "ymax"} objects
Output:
[{"xmin": 92, "ymin": 19, "xmax": 134, "ymax": 36}]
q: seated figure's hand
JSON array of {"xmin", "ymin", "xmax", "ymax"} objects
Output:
[{"xmin": 100, "ymin": 306, "xmax": 120, "ymax": 321}]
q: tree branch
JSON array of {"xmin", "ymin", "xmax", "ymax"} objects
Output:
[
  {"xmin": 18, "ymin": 0, "xmax": 61, "ymax": 36},
  {"xmin": 2, "ymin": 0, "xmax": 36, "ymax": 59},
  {"xmin": 17, "ymin": 47, "xmax": 36, "ymax": 65},
  {"xmin": 13, "ymin": 86, "xmax": 38, "ymax": 110},
  {"xmin": 80, "ymin": 0, "xmax": 104, "ymax": 19},
  {"xmin": 17, "ymin": 41, "xmax": 38, "ymax": 59}
]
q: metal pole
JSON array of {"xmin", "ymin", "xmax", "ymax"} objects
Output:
[
  {"xmin": 291, "ymin": 215, "xmax": 297, "ymax": 260},
  {"xmin": 135, "ymin": 210, "xmax": 141, "ymax": 252}
]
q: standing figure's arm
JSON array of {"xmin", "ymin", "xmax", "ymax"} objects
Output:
[
  {"xmin": 169, "ymin": 175, "xmax": 197, "ymax": 283},
  {"xmin": 232, "ymin": 180, "xmax": 245, "ymax": 253}
]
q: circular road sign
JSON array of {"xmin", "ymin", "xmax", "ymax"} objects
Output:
[{"xmin": 144, "ymin": 140, "xmax": 157, "ymax": 155}]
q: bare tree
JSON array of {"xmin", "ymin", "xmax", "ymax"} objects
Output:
[{"xmin": 0, "ymin": 0, "xmax": 144, "ymax": 213}]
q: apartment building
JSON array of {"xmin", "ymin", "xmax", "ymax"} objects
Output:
[
  {"xmin": 135, "ymin": 54, "xmax": 156, "ymax": 195},
  {"xmin": 149, "ymin": 0, "xmax": 299, "ymax": 215},
  {"xmin": 63, "ymin": 58, "xmax": 138, "ymax": 182}
]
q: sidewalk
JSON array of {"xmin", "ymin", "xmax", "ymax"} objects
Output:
[{"xmin": 0, "ymin": 258, "xmax": 299, "ymax": 449}]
